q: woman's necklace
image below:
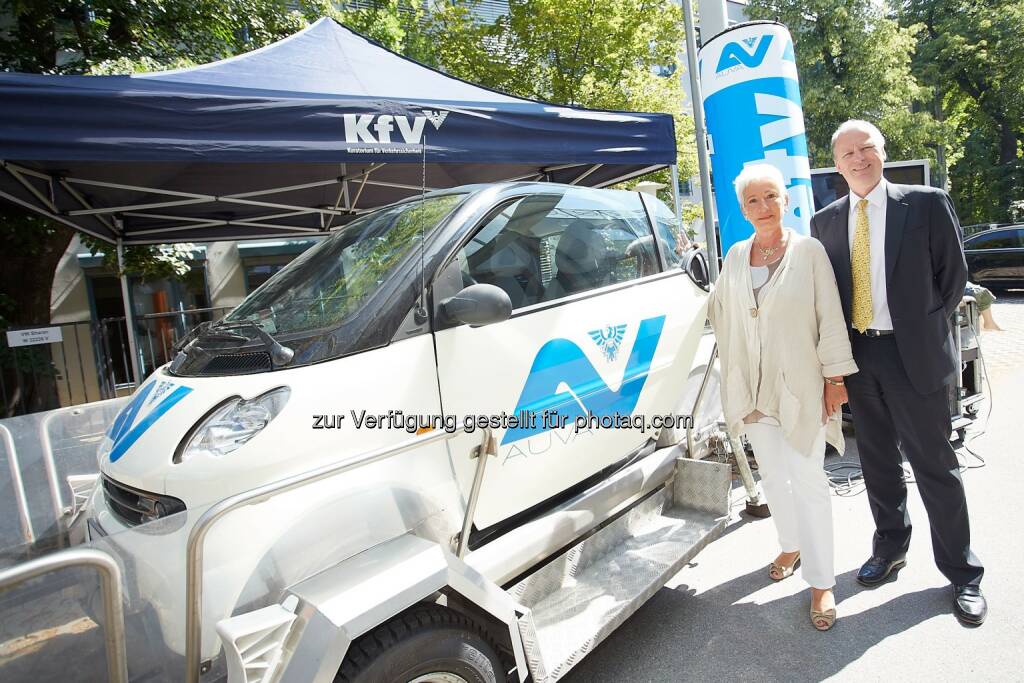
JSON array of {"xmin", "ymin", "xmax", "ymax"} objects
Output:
[{"xmin": 754, "ymin": 231, "xmax": 786, "ymax": 259}]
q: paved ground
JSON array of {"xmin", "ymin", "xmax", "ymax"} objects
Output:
[
  {"xmin": 566, "ymin": 292, "xmax": 1024, "ymax": 682},
  {"xmin": 3, "ymin": 296, "xmax": 1022, "ymax": 682}
]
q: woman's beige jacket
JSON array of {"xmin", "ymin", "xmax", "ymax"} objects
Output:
[{"xmin": 707, "ymin": 230, "xmax": 858, "ymax": 455}]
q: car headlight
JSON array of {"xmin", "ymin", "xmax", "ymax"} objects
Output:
[
  {"xmin": 96, "ymin": 435, "xmax": 113, "ymax": 467},
  {"xmin": 175, "ymin": 387, "xmax": 290, "ymax": 463}
]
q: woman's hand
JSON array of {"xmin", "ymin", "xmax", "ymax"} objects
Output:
[{"xmin": 823, "ymin": 377, "xmax": 848, "ymax": 417}]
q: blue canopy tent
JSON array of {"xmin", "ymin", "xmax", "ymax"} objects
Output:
[
  {"xmin": 0, "ymin": 17, "xmax": 676, "ymax": 246},
  {"xmin": 0, "ymin": 17, "xmax": 677, "ymax": 383}
]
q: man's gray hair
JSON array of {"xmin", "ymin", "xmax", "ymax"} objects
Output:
[
  {"xmin": 733, "ymin": 163, "xmax": 787, "ymax": 204},
  {"xmin": 831, "ymin": 120, "xmax": 887, "ymax": 160}
]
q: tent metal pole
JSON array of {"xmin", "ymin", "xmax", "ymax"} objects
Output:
[
  {"xmin": 593, "ymin": 165, "xmax": 665, "ymax": 188},
  {"xmin": 670, "ymin": 164, "xmax": 684, "ymax": 231},
  {"xmin": 680, "ymin": 0, "xmax": 720, "ymax": 281},
  {"xmin": 0, "ymin": 188, "xmax": 111, "ymax": 242},
  {"xmin": 569, "ymin": 164, "xmax": 603, "ymax": 185},
  {"xmin": 116, "ymin": 237, "xmax": 143, "ymax": 388}
]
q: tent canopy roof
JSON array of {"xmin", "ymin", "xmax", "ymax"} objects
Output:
[{"xmin": 0, "ymin": 18, "xmax": 676, "ymax": 245}]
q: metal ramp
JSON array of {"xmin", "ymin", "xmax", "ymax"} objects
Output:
[{"xmin": 508, "ymin": 457, "xmax": 731, "ymax": 682}]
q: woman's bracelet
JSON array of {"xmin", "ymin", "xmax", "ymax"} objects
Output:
[{"xmin": 824, "ymin": 377, "xmax": 845, "ymax": 387}]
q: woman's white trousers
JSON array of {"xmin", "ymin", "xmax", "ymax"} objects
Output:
[{"xmin": 744, "ymin": 422, "xmax": 835, "ymax": 589}]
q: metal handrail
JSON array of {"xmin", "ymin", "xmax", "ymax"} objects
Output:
[
  {"xmin": 38, "ymin": 404, "xmax": 87, "ymax": 523},
  {"xmin": 184, "ymin": 425, "xmax": 496, "ymax": 683},
  {"xmin": 0, "ymin": 548, "xmax": 128, "ymax": 683},
  {"xmin": 0, "ymin": 424, "xmax": 35, "ymax": 544},
  {"xmin": 686, "ymin": 342, "xmax": 719, "ymax": 459}
]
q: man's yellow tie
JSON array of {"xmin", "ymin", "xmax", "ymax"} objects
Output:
[{"xmin": 851, "ymin": 198, "xmax": 873, "ymax": 332}]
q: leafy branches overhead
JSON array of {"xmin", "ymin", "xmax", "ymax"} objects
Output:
[
  {"xmin": 745, "ymin": 0, "xmax": 945, "ymax": 168},
  {"xmin": 899, "ymin": 0, "xmax": 1024, "ymax": 223},
  {"xmin": 0, "ymin": 0, "xmax": 322, "ymax": 74}
]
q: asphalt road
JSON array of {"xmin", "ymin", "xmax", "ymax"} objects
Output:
[{"xmin": 565, "ymin": 291, "xmax": 1024, "ymax": 682}]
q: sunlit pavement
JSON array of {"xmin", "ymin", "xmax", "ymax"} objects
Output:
[{"xmin": 567, "ymin": 292, "xmax": 1024, "ymax": 682}]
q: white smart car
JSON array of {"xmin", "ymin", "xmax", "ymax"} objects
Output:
[{"xmin": 78, "ymin": 182, "xmax": 718, "ymax": 683}]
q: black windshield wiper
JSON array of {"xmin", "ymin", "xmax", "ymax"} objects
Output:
[{"xmin": 210, "ymin": 320, "xmax": 295, "ymax": 366}]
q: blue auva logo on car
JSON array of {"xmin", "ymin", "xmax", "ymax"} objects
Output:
[
  {"xmin": 502, "ymin": 316, "xmax": 665, "ymax": 445},
  {"xmin": 107, "ymin": 380, "xmax": 192, "ymax": 462},
  {"xmin": 716, "ymin": 34, "xmax": 774, "ymax": 72}
]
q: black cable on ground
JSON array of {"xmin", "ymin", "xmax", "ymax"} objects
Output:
[{"xmin": 826, "ymin": 313, "xmax": 992, "ymax": 494}]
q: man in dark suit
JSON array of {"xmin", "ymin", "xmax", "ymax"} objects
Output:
[{"xmin": 811, "ymin": 120, "xmax": 986, "ymax": 625}]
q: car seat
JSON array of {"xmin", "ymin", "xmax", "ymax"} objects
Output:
[
  {"xmin": 472, "ymin": 231, "xmax": 543, "ymax": 309},
  {"xmin": 543, "ymin": 220, "xmax": 611, "ymax": 301}
]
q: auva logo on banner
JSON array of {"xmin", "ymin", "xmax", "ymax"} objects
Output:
[
  {"xmin": 716, "ymin": 34, "xmax": 774, "ymax": 72},
  {"xmin": 344, "ymin": 110, "xmax": 448, "ymax": 144}
]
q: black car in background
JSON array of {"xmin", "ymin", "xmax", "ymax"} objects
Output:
[{"xmin": 963, "ymin": 225, "xmax": 1024, "ymax": 289}]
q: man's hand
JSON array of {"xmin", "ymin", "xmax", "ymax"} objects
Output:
[{"xmin": 824, "ymin": 377, "xmax": 848, "ymax": 417}]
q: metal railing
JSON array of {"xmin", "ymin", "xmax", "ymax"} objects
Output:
[
  {"xmin": 184, "ymin": 425, "xmax": 496, "ymax": 683},
  {"xmin": 686, "ymin": 342, "xmax": 719, "ymax": 460},
  {"xmin": 0, "ymin": 548, "xmax": 128, "ymax": 683},
  {"xmin": 0, "ymin": 423, "xmax": 35, "ymax": 545},
  {"xmin": 38, "ymin": 405, "xmax": 79, "ymax": 524},
  {"xmin": 2, "ymin": 306, "xmax": 232, "ymax": 418}
]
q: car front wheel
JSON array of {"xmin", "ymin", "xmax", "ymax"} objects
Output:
[{"xmin": 336, "ymin": 605, "xmax": 506, "ymax": 683}]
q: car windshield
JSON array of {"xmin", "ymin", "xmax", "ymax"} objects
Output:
[{"xmin": 226, "ymin": 193, "xmax": 465, "ymax": 335}]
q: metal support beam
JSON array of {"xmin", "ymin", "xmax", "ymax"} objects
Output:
[
  {"xmin": 116, "ymin": 237, "xmax": 143, "ymax": 387},
  {"xmin": 680, "ymin": 0, "xmax": 721, "ymax": 281},
  {"xmin": 569, "ymin": 164, "xmax": 604, "ymax": 186}
]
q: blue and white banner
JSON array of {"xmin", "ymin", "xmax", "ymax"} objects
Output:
[{"xmin": 699, "ymin": 21, "xmax": 813, "ymax": 255}]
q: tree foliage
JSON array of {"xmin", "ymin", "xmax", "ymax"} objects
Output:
[
  {"xmin": 898, "ymin": 0, "xmax": 1024, "ymax": 224},
  {"xmin": 452, "ymin": 0, "xmax": 697, "ymax": 181},
  {"xmin": 744, "ymin": 0, "xmax": 946, "ymax": 168}
]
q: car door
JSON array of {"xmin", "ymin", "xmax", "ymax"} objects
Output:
[
  {"xmin": 965, "ymin": 228, "xmax": 1022, "ymax": 284},
  {"xmin": 431, "ymin": 187, "xmax": 708, "ymax": 531}
]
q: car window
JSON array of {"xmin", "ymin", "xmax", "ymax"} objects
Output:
[
  {"xmin": 641, "ymin": 193, "xmax": 690, "ymax": 269},
  {"xmin": 456, "ymin": 189, "xmax": 658, "ymax": 310},
  {"xmin": 966, "ymin": 229, "xmax": 1022, "ymax": 250}
]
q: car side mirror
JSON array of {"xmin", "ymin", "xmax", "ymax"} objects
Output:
[
  {"xmin": 440, "ymin": 283, "xmax": 513, "ymax": 327},
  {"xmin": 682, "ymin": 247, "xmax": 711, "ymax": 291}
]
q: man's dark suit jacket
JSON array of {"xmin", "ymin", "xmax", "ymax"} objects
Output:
[{"xmin": 810, "ymin": 182, "xmax": 968, "ymax": 396}]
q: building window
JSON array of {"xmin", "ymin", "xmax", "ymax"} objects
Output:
[{"xmin": 245, "ymin": 262, "xmax": 289, "ymax": 293}]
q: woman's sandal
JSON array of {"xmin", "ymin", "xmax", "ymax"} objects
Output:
[
  {"xmin": 768, "ymin": 552, "xmax": 801, "ymax": 581},
  {"xmin": 810, "ymin": 607, "xmax": 837, "ymax": 631}
]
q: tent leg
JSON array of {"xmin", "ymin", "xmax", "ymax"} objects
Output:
[
  {"xmin": 670, "ymin": 164, "xmax": 683, "ymax": 231},
  {"xmin": 116, "ymin": 239, "xmax": 143, "ymax": 388}
]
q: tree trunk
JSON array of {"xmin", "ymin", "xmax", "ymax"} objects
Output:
[
  {"xmin": 995, "ymin": 116, "xmax": 1023, "ymax": 222},
  {"xmin": 0, "ymin": 222, "xmax": 76, "ymax": 416}
]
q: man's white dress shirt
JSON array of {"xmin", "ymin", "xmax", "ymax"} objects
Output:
[{"xmin": 847, "ymin": 179, "xmax": 893, "ymax": 331}]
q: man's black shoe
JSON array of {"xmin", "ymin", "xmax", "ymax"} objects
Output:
[
  {"xmin": 953, "ymin": 585, "xmax": 987, "ymax": 626},
  {"xmin": 856, "ymin": 556, "xmax": 907, "ymax": 587}
]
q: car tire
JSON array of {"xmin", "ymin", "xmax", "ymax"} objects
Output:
[{"xmin": 336, "ymin": 605, "xmax": 506, "ymax": 683}]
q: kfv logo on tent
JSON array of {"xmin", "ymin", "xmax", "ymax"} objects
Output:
[
  {"xmin": 716, "ymin": 34, "xmax": 774, "ymax": 72},
  {"xmin": 344, "ymin": 110, "xmax": 449, "ymax": 144}
]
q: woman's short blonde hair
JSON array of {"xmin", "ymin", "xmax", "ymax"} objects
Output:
[{"xmin": 733, "ymin": 164, "xmax": 787, "ymax": 205}]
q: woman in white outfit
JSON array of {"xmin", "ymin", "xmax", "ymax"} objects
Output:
[{"xmin": 708, "ymin": 164, "xmax": 858, "ymax": 631}]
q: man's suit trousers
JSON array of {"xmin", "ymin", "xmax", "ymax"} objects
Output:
[{"xmin": 846, "ymin": 333, "xmax": 984, "ymax": 586}]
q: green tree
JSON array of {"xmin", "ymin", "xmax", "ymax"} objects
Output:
[
  {"xmin": 454, "ymin": 0, "xmax": 697, "ymax": 182},
  {"xmin": 745, "ymin": 0, "xmax": 946, "ymax": 169},
  {"xmin": 898, "ymin": 0, "xmax": 1024, "ymax": 224}
]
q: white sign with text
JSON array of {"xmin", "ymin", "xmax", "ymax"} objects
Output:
[{"xmin": 6, "ymin": 327, "xmax": 63, "ymax": 347}]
